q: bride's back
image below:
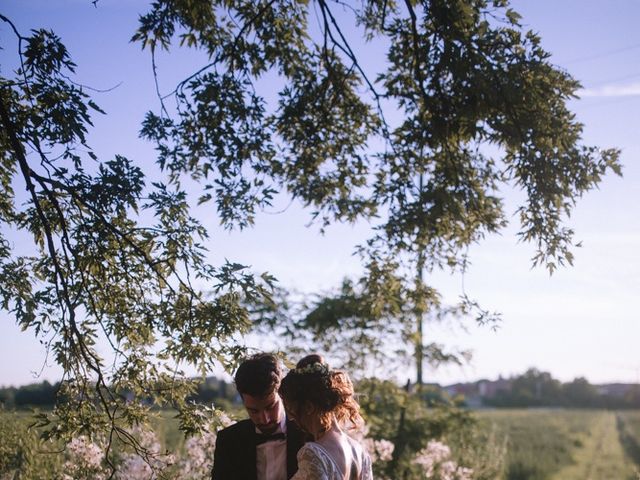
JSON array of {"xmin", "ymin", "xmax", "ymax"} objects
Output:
[{"xmin": 316, "ymin": 430, "xmax": 364, "ymax": 480}]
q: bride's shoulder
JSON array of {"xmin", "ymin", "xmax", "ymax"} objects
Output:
[
  {"xmin": 345, "ymin": 433, "xmax": 367, "ymax": 454},
  {"xmin": 297, "ymin": 442, "xmax": 328, "ymax": 463},
  {"xmin": 295, "ymin": 442, "xmax": 333, "ymax": 477}
]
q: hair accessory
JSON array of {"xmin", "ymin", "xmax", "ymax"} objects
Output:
[{"xmin": 294, "ymin": 362, "xmax": 329, "ymax": 375}]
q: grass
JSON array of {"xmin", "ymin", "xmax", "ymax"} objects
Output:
[
  {"xmin": 617, "ymin": 411, "xmax": 640, "ymax": 476},
  {"xmin": 150, "ymin": 410, "xmax": 185, "ymax": 452},
  {"xmin": 476, "ymin": 409, "xmax": 640, "ymax": 480},
  {"xmin": 0, "ymin": 409, "xmax": 64, "ymax": 479},
  {"xmin": 477, "ymin": 409, "xmax": 607, "ymax": 480},
  {"xmin": 549, "ymin": 411, "xmax": 637, "ymax": 480}
]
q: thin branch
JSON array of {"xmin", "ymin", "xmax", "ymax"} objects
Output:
[
  {"xmin": 0, "ymin": 14, "xmax": 26, "ymax": 40},
  {"xmin": 60, "ymin": 73, "xmax": 123, "ymax": 93},
  {"xmin": 317, "ymin": 0, "xmax": 394, "ymax": 141},
  {"xmin": 161, "ymin": 0, "xmax": 279, "ymax": 101},
  {"xmin": 403, "ymin": 0, "xmax": 430, "ymax": 103},
  {"xmin": 28, "ymin": 170, "xmax": 190, "ymax": 298},
  {"xmin": 151, "ymin": 46, "xmax": 170, "ymax": 118},
  {"xmin": 0, "ymin": 14, "xmax": 34, "ymax": 104}
]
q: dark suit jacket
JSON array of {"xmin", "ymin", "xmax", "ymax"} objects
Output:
[{"xmin": 211, "ymin": 418, "xmax": 306, "ymax": 480}]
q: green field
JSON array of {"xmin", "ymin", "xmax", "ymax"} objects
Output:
[
  {"xmin": 2, "ymin": 408, "xmax": 640, "ymax": 479},
  {"xmin": 476, "ymin": 409, "xmax": 640, "ymax": 480}
]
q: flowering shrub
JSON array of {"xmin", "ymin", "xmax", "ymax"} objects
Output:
[
  {"xmin": 115, "ymin": 426, "xmax": 175, "ymax": 480},
  {"xmin": 53, "ymin": 427, "xmax": 176, "ymax": 480},
  {"xmin": 348, "ymin": 423, "xmax": 395, "ymax": 479},
  {"xmin": 52, "ymin": 425, "xmax": 202, "ymax": 479},
  {"xmin": 45, "ymin": 417, "xmax": 397, "ymax": 480},
  {"xmin": 116, "ymin": 455, "xmax": 153, "ymax": 480},
  {"xmin": 176, "ymin": 415, "xmax": 232, "ymax": 480},
  {"xmin": 59, "ymin": 436, "xmax": 109, "ymax": 480},
  {"xmin": 1, "ymin": 408, "xmax": 483, "ymax": 480},
  {"xmin": 175, "ymin": 410, "xmax": 234, "ymax": 479},
  {"xmin": 366, "ymin": 438, "xmax": 395, "ymax": 463},
  {"xmin": 413, "ymin": 441, "xmax": 473, "ymax": 480}
]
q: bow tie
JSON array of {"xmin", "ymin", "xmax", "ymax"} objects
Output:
[{"xmin": 255, "ymin": 432, "xmax": 286, "ymax": 445}]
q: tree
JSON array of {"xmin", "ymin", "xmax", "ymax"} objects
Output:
[
  {"xmin": 562, "ymin": 377, "xmax": 598, "ymax": 407},
  {"xmin": 0, "ymin": 0, "xmax": 621, "ymax": 458},
  {"xmin": 212, "ymin": 0, "xmax": 621, "ymax": 382},
  {"xmin": 0, "ymin": 12, "xmax": 272, "ymax": 456},
  {"xmin": 493, "ymin": 368, "xmax": 562, "ymax": 407}
]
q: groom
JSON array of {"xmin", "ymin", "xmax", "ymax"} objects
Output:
[{"xmin": 211, "ymin": 353, "xmax": 306, "ymax": 480}]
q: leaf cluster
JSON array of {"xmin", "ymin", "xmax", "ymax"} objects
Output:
[{"xmin": 0, "ymin": 17, "xmax": 273, "ymax": 466}]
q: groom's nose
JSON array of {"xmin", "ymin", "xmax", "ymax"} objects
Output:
[{"xmin": 258, "ymin": 410, "xmax": 272, "ymax": 424}]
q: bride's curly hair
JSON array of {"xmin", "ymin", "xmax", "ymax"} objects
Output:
[{"xmin": 279, "ymin": 354, "xmax": 363, "ymax": 433}]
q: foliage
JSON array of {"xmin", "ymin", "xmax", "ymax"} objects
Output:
[
  {"xmin": 0, "ymin": 8, "xmax": 275, "ymax": 464},
  {"xmin": 199, "ymin": 0, "xmax": 625, "ymax": 377},
  {"xmin": 134, "ymin": 0, "xmax": 621, "ymax": 272},
  {"xmin": 254, "ymin": 277, "xmax": 480, "ymax": 376},
  {"xmin": 5, "ymin": 407, "xmax": 640, "ymax": 480},
  {"xmin": 0, "ymin": 409, "xmax": 236, "ymax": 479},
  {"xmin": 0, "ymin": 409, "xmax": 63, "ymax": 479},
  {"xmin": 356, "ymin": 378, "xmax": 504, "ymax": 479},
  {"xmin": 490, "ymin": 368, "xmax": 562, "ymax": 407}
]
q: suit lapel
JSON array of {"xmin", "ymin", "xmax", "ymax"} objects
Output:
[
  {"xmin": 285, "ymin": 418, "xmax": 306, "ymax": 479},
  {"xmin": 241, "ymin": 420, "xmax": 258, "ymax": 480}
]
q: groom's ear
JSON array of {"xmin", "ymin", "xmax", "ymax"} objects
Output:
[{"xmin": 303, "ymin": 401, "xmax": 316, "ymax": 416}]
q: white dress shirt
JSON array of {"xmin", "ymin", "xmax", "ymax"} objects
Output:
[{"xmin": 256, "ymin": 408, "xmax": 288, "ymax": 480}]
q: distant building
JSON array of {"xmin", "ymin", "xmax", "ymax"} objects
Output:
[
  {"xmin": 443, "ymin": 379, "xmax": 512, "ymax": 407},
  {"xmin": 441, "ymin": 376, "xmax": 639, "ymax": 408},
  {"xmin": 597, "ymin": 383, "xmax": 635, "ymax": 397},
  {"xmin": 478, "ymin": 376, "xmax": 512, "ymax": 399}
]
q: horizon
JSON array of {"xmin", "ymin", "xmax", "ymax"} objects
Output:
[{"xmin": 2, "ymin": 365, "xmax": 640, "ymax": 390}]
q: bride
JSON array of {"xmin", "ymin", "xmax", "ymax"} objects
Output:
[{"xmin": 279, "ymin": 354, "xmax": 373, "ymax": 480}]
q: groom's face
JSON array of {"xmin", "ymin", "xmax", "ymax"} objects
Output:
[{"xmin": 242, "ymin": 390, "xmax": 283, "ymax": 434}]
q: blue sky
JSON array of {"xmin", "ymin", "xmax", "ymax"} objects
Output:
[{"xmin": 0, "ymin": 0, "xmax": 638, "ymax": 387}]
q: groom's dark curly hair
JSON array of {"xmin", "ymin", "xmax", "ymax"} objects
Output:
[{"xmin": 234, "ymin": 352, "xmax": 282, "ymax": 398}]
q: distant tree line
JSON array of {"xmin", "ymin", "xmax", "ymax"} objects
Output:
[
  {"xmin": 483, "ymin": 369, "xmax": 640, "ymax": 409},
  {"xmin": 0, "ymin": 381, "xmax": 59, "ymax": 408},
  {"xmin": 3, "ymin": 370, "xmax": 639, "ymax": 410},
  {"xmin": 0, "ymin": 378, "xmax": 238, "ymax": 409}
]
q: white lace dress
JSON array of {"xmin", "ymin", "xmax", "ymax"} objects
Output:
[{"xmin": 291, "ymin": 437, "xmax": 373, "ymax": 480}]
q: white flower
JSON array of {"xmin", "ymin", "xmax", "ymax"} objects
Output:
[
  {"xmin": 62, "ymin": 436, "xmax": 109, "ymax": 480},
  {"xmin": 178, "ymin": 424, "xmax": 218, "ymax": 479},
  {"xmin": 113, "ymin": 426, "xmax": 174, "ymax": 479},
  {"xmin": 117, "ymin": 454, "xmax": 153, "ymax": 480},
  {"xmin": 66, "ymin": 436, "xmax": 105, "ymax": 468},
  {"xmin": 362, "ymin": 437, "xmax": 395, "ymax": 463},
  {"xmin": 456, "ymin": 466, "xmax": 474, "ymax": 480},
  {"xmin": 412, "ymin": 440, "xmax": 474, "ymax": 480},
  {"xmin": 216, "ymin": 411, "xmax": 234, "ymax": 429}
]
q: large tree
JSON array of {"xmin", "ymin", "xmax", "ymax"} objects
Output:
[
  {"xmin": 129, "ymin": 0, "xmax": 619, "ymax": 382},
  {"xmin": 0, "ymin": 0, "xmax": 620, "ymax": 454}
]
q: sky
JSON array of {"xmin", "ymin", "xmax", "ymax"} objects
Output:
[{"xmin": 0, "ymin": 0, "xmax": 638, "ymax": 387}]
